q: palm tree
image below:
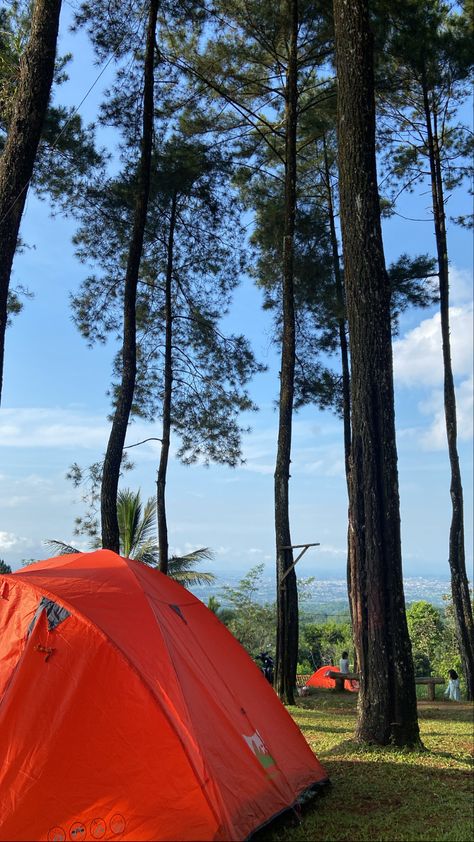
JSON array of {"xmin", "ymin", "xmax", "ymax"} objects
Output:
[
  {"xmin": 116, "ymin": 489, "xmax": 158, "ymax": 566},
  {"xmin": 167, "ymin": 548, "xmax": 216, "ymax": 586},
  {"xmin": 46, "ymin": 488, "xmax": 216, "ymax": 588}
]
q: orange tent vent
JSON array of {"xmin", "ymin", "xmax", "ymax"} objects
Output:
[{"xmin": 0, "ymin": 550, "xmax": 328, "ymax": 841}]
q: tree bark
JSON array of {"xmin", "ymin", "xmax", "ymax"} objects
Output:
[
  {"xmin": 421, "ymin": 75, "xmax": 474, "ymax": 700},
  {"xmin": 157, "ymin": 190, "xmax": 177, "ymax": 574},
  {"xmin": 0, "ymin": 0, "xmax": 62, "ymax": 404},
  {"xmin": 101, "ymin": 0, "xmax": 159, "ymax": 551},
  {"xmin": 333, "ymin": 0, "xmax": 421, "ymax": 746},
  {"xmin": 322, "ymin": 134, "xmax": 357, "ymax": 672},
  {"xmin": 275, "ymin": 0, "xmax": 298, "ymax": 706},
  {"xmin": 322, "ymin": 135, "xmax": 351, "ymax": 483}
]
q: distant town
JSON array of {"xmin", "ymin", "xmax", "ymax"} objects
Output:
[{"xmin": 191, "ymin": 575, "xmax": 452, "ymax": 609}]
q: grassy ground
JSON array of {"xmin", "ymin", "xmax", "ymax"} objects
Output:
[{"xmin": 256, "ymin": 690, "xmax": 473, "ymax": 842}]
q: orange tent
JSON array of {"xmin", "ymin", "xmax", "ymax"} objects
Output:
[
  {"xmin": 306, "ymin": 665, "xmax": 359, "ymax": 692},
  {"xmin": 0, "ymin": 550, "xmax": 328, "ymax": 841},
  {"xmin": 305, "ymin": 665, "xmax": 340, "ymax": 690}
]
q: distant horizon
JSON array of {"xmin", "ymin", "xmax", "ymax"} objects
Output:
[
  {"xmin": 190, "ymin": 571, "xmax": 454, "ymax": 608},
  {"xmin": 2, "ymin": 550, "xmax": 455, "ymax": 606},
  {"xmin": 200, "ymin": 565, "xmax": 452, "ymax": 582},
  {"xmin": 4, "ymin": 554, "xmax": 454, "ymax": 582}
]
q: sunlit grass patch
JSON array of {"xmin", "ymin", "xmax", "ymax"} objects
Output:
[{"xmin": 257, "ymin": 690, "xmax": 473, "ymax": 842}]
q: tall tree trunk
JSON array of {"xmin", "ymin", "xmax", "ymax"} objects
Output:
[
  {"xmin": 322, "ymin": 134, "xmax": 357, "ymax": 671},
  {"xmin": 333, "ymin": 0, "xmax": 421, "ymax": 746},
  {"xmin": 421, "ymin": 76, "xmax": 474, "ymax": 700},
  {"xmin": 101, "ymin": 0, "xmax": 159, "ymax": 551},
  {"xmin": 275, "ymin": 0, "xmax": 298, "ymax": 706},
  {"xmin": 157, "ymin": 190, "xmax": 177, "ymax": 574},
  {"xmin": 322, "ymin": 135, "xmax": 351, "ymax": 483},
  {"xmin": 0, "ymin": 0, "xmax": 62, "ymax": 404}
]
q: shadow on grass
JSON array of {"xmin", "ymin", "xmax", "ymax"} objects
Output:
[
  {"xmin": 320, "ymin": 738, "xmax": 473, "ymax": 768},
  {"xmin": 295, "ymin": 689, "xmax": 359, "ymax": 710},
  {"xmin": 424, "ymin": 747, "xmax": 474, "ymax": 766},
  {"xmin": 417, "ymin": 702, "xmax": 474, "ymax": 722},
  {"xmin": 296, "ymin": 694, "xmax": 473, "ymax": 722},
  {"xmin": 297, "ymin": 722, "xmax": 351, "ymax": 736},
  {"xmin": 252, "ymin": 783, "xmax": 332, "ymax": 842},
  {"xmin": 254, "ymin": 756, "xmax": 474, "ymax": 841}
]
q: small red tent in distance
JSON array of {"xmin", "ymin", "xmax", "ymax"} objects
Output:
[
  {"xmin": 0, "ymin": 550, "xmax": 328, "ymax": 841},
  {"xmin": 306, "ymin": 666, "xmax": 358, "ymax": 692}
]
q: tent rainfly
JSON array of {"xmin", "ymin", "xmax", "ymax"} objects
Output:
[{"xmin": 0, "ymin": 550, "xmax": 328, "ymax": 841}]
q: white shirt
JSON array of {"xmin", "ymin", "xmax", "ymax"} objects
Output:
[
  {"xmin": 444, "ymin": 678, "xmax": 460, "ymax": 701},
  {"xmin": 339, "ymin": 658, "xmax": 349, "ymax": 674}
]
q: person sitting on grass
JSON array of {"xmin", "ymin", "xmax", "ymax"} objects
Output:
[
  {"xmin": 339, "ymin": 651, "xmax": 349, "ymax": 674},
  {"xmin": 444, "ymin": 669, "xmax": 461, "ymax": 701}
]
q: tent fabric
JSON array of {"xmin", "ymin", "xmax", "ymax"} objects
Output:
[
  {"xmin": 0, "ymin": 550, "xmax": 328, "ymax": 841},
  {"xmin": 306, "ymin": 665, "xmax": 359, "ymax": 692}
]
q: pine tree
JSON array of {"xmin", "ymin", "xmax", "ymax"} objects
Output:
[
  {"xmin": 376, "ymin": 0, "xmax": 474, "ymax": 699},
  {"xmin": 80, "ymin": 0, "xmax": 160, "ymax": 551},
  {"xmin": 186, "ymin": 0, "xmax": 333, "ymax": 704},
  {"xmin": 72, "ymin": 132, "xmax": 261, "ymax": 570},
  {"xmin": 0, "ymin": 2, "xmax": 102, "ymax": 331},
  {"xmin": 333, "ymin": 0, "xmax": 421, "ymax": 746},
  {"xmin": 240, "ymin": 109, "xmax": 436, "ymax": 676},
  {"xmin": 0, "ymin": 0, "xmax": 62, "ymax": 402}
]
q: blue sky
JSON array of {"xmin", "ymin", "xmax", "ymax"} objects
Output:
[{"xmin": 0, "ymin": 7, "xmax": 472, "ymax": 579}]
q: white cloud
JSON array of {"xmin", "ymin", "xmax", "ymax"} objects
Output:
[
  {"xmin": 0, "ymin": 531, "xmax": 33, "ymax": 551},
  {"xmin": 240, "ymin": 426, "xmax": 275, "ymax": 475},
  {"xmin": 0, "ymin": 408, "xmax": 108, "ymax": 449},
  {"xmin": 23, "ymin": 474, "xmax": 54, "ymax": 489},
  {"xmin": 450, "ymin": 266, "xmax": 474, "ymax": 306},
  {"xmin": 239, "ymin": 418, "xmax": 345, "ymax": 479},
  {"xmin": 170, "ymin": 541, "xmax": 217, "ymax": 558},
  {"xmin": 420, "ymin": 375, "xmax": 474, "ymax": 450},
  {"xmin": 393, "ymin": 304, "xmax": 473, "ymax": 388},
  {"xmin": 0, "ymin": 495, "xmax": 29, "ymax": 509},
  {"xmin": 324, "ymin": 459, "xmax": 346, "ymax": 478},
  {"xmin": 394, "ymin": 290, "xmax": 473, "ymax": 450},
  {"xmin": 0, "ymin": 473, "xmax": 58, "ymax": 510},
  {"xmin": 299, "ymin": 459, "xmax": 324, "ymax": 475},
  {"xmin": 241, "ymin": 461, "xmax": 274, "ymax": 476},
  {"xmin": 215, "ymin": 545, "xmax": 231, "ymax": 556},
  {"xmin": 318, "ymin": 544, "xmax": 347, "ymax": 557},
  {"xmin": 0, "ymin": 408, "xmax": 165, "ymax": 460}
]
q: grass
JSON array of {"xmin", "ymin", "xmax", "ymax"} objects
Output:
[{"xmin": 256, "ymin": 690, "xmax": 473, "ymax": 842}]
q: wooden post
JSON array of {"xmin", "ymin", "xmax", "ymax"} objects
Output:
[{"xmin": 279, "ymin": 543, "xmax": 320, "ymax": 585}]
